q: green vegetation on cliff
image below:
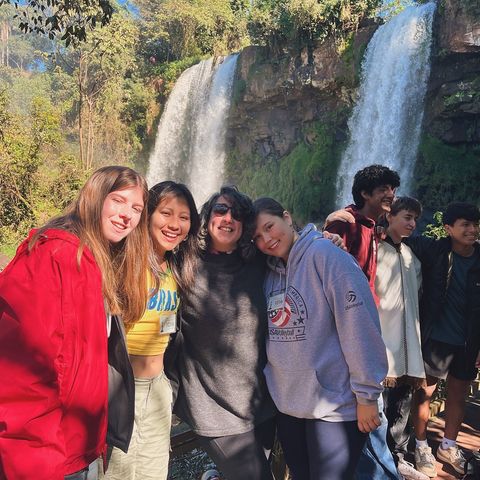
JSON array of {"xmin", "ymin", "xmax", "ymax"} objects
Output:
[
  {"xmin": 248, "ymin": 0, "xmax": 380, "ymax": 50},
  {"xmin": 226, "ymin": 122, "xmax": 344, "ymax": 223},
  {"xmin": 413, "ymin": 134, "xmax": 480, "ymax": 210}
]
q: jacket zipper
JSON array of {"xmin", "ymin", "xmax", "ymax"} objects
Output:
[{"xmin": 398, "ymin": 246, "xmax": 409, "ymax": 375}]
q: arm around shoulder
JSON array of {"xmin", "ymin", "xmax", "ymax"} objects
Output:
[{"xmin": 404, "ymin": 235, "xmax": 441, "ymax": 265}]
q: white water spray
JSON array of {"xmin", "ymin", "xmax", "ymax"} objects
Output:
[
  {"xmin": 336, "ymin": 2, "xmax": 435, "ymax": 207},
  {"xmin": 147, "ymin": 54, "xmax": 239, "ymax": 206}
]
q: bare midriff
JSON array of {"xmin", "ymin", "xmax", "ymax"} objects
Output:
[{"xmin": 130, "ymin": 353, "xmax": 165, "ymax": 379}]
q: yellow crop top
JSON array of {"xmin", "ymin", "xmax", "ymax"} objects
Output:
[{"xmin": 126, "ymin": 268, "xmax": 178, "ymax": 355}]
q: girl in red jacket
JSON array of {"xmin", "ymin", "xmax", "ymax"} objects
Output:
[{"xmin": 0, "ymin": 166, "xmax": 150, "ymax": 480}]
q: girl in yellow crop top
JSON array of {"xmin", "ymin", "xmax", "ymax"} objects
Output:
[{"xmin": 104, "ymin": 181, "xmax": 200, "ymax": 480}]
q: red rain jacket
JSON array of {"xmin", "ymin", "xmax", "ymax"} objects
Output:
[{"xmin": 0, "ymin": 229, "xmax": 108, "ymax": 479}]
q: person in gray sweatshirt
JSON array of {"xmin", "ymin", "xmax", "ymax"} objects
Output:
[{"xmin": 252, "ymin": 197, "xmax": 388, "ymax": 480}]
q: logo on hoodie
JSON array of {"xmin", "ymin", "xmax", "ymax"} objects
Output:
[
  {"xmin": 345, "ymin": 290, "xmax": 356, "ymax": 303},
  {"xmin": 268, "ymin": 286, "xmax": 307, "ymax": 342},
  {"xmin": 344, "ymin": 289, "xmax": 363, "ymax": 311}
]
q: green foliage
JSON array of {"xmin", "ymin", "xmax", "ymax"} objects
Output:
[
  {"xmin": 134, "ymin": 0, "xmax": 249, "ymax": 64},
  {"xmin": 377, "ymin": 0, "xmax": 413, "ymax": 20},
  {"xmin": 423, "ymin": 211, "xmax": 447, "ymax": 240},
  {"xmin": 463, "ymin": 0, "xmax": 480, "ymax": 17},
  {"xmin": 152, "ymin": 55, "xmax": 206, "ymax": 92},
  {"xmin": 226, "ymin": 122, "xmax": 343, "ymax": 222},
  {"xmin": 0, "ymin": 0, "xmax": 113, "ymax": 45},
  {"xmin": 121, "ymin": 77, "xmax": 158, "ymax": 143},
  {"xmin": 248, "ymin": 0, "xmax": 381, "ymax": 50},
  {"xmin": 232, "ymin": 77, "xmax": 247, "ymax": 105},
  {"xmin": 413, "ymin": 135, "xmax": 480, "ymax": 210},
  {"xmin": 442, "ymin": 78, "xmax": 480, "ymax": 111},
  {"xmin": 0, "ymin": 87, "xmax": 88, "ymax": 252}
]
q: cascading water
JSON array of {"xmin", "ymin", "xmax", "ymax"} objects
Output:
[
  {"xmin": 147, "ymin": 54, "xmax": 239, "ymax": 206},
  {"xmin": 336, "ymin": 2, "xmax": 436, "ymax": 208}
]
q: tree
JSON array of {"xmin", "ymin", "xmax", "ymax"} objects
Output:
[
  {"xmin": 0, "ymin": 88, "xmax": 86, "ymax": 253},
  {"xmin": 0, "ymin": 0, "xmax": 113, "ymax": 45},
  {"xmin": 248, "ymin": 0, "xmax": 381, "ymax": 49},
  {"xmin": 0, "ymin": 5, "xmax": 13, "ymax": 66},
  {"xmin": 55, "ymin": 9, "xmax": 139, "ymax": 168},
  {"xmin": 134, "ymin": 0, "xmax": 249, "ymax": 62}
]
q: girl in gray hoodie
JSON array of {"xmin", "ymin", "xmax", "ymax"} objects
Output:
[{"xmin": 252, "ymin": 198, "xmax": 388, "ymax": 480}]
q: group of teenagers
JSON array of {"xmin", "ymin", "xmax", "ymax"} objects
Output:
[{"xmin": 0, "ymin": 163, "xmax": 478, "ymax": 480}]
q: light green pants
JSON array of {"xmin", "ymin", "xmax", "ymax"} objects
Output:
[{"xmin": 102, "ymin": 373, "xmax": 172, "ymax": 480}]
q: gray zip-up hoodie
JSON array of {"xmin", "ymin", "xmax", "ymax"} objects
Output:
[{"xmin": 264, "ymin": 224, "xmax": 387, "ymax": 421}]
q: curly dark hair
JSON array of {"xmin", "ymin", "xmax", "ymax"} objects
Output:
[
  {"xmin": 198, "ymin": 185, "xmax": 256, "ymax": 261},
  {"xmin": 352, "ymin": 164, "xmax": 400, "ymax": 208}
]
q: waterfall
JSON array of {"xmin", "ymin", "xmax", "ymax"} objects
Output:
[
  {"xmin": 147, "ymin": 54, "xmax": 239, "ymax": 206},
  {"xmin": 336, "ymin": 2, "xmax": 435, "ymax": 208}
]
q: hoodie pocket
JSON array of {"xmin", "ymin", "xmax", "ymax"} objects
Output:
[{"xmin": 264, "ymin": 364, "xmax": 352, "ymax": 420}]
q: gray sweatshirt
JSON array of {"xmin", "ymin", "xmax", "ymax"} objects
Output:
[
  {"xmin": 264, "ymin": 224, "xmax": 387, "ymax": 421},
  {"xmin": 174, "ymin": 250, "xmax": 276, "ymax": 437}
]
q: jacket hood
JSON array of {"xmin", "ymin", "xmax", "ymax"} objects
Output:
[
  {"xmin": 266, "ymin": 223, "xmax": 322, "ymax": 275},
  {"xmin": 28, "ymin": 228, "xmax": 95, "ymax": 262},
  {"xmin": 345, "ymin": 204, "xmax": 376, "ymax": 228}
]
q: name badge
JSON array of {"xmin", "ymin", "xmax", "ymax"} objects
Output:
[
  {"xmin": 268, "ymin": 293, "xmax": 284, "ymax": 311},
  {"xmin": 159, "ymin": 313, "xmax": 177, "ymax": 334}
]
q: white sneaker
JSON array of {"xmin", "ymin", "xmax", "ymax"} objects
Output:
[
  {"xmin": 437, "ymin": 445, "xmax": 466, "ymax": 475},
  {"xmin": 200, "ymin": 469, "xmax": 221, "ymax": 480},
  {"xmin": 414, "ymin": 445, "xmax": 437, "ymax": 478},
  {"xmin": 397, "ymin": 459, "xmax": 430, "ymax": 480}
]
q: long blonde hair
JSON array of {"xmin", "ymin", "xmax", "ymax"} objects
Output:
[{"xmin": 29, "ymin": 166, "xmax": 150, "ymax": 324}]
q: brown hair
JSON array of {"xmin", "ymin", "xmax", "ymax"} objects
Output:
[{"xmin": 29, "ymin": 166, "xmax": 150, "ymax": 324}]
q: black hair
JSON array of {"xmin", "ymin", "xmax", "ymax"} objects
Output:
[
  {"xmin": 148, "ymin": 181, "xmax": 200, "ymax": 293},
  {"xmin": 443, "ymin": 202, "xmax": 480, "ymax": 226},
  {"xmin": 390, "ymin": 196, "xmax": 422, "ymax": 217},
  {"xmin": 198, "ymin": 185, "xmax": 256, "ymax": 261},
  {"xmin": 253, "ymin": 197, "xmax": 284, "ymax": 219},
  {"xmin": 352, "ymin": 164, "xmax": 400, "ymax": 208}
]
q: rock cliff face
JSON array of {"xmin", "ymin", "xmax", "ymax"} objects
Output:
[
  {"xmin": 227, "ymin": 22, "xmax": 378, "ymax": 164},
  {"xmin": 423, "ymin": 0, "xmax": 480, "ymax": 143},
  {"xmin": 414, "ymin": 0, "xmax": 480, "ymax": 209},
  {"xmin": 225, "ymin": 1, "xmax": 479, "ymax": 217},
  {"xmin": 225, "ymin": 23, "xmax": 379, "ymax": 219}
]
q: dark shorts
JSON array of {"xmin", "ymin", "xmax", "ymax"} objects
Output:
[{"xmin": 422, "ymin": 338, "xmax": 478, "ymax": 381}]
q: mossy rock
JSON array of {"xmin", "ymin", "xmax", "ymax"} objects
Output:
[{"xmin": 413, "ymin": 134, "xmax": 480, "ymax": 210}]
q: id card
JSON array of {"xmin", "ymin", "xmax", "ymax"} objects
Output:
[
  {"xmin": 268, "ymin": 292, "xmax": 284, "ymax": 311},
  {"xmin": 159, "ymin": 313, "xmax": 177, "ymax": 334}
]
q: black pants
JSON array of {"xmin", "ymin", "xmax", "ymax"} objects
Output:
[
  {"xmin": 277, "ymin": 413, "xmax": 367, "ymax": 480},
  {"xmin": 383, "ymin": 384, "xmax": 413, "ymax": 464},
  {"xmin": 199, "ymin": 417, "xmax": 276, "ymax": 480}
]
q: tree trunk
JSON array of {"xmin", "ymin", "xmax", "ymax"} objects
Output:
[
  {"xmin": 0, "ymin": 21, "xmax": 9, "ymax": 67},
  {"xmin": 78, "ymin": 53, "xmax": 86, "ymax": 168},
  {"xmin": 86, "ymin": 99, "xmax": 95, "ymax": 170}
]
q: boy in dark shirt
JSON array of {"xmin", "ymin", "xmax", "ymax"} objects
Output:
[{"xmin": 406, "ymin": 202, "xmax": 480, "ymax": 477}]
